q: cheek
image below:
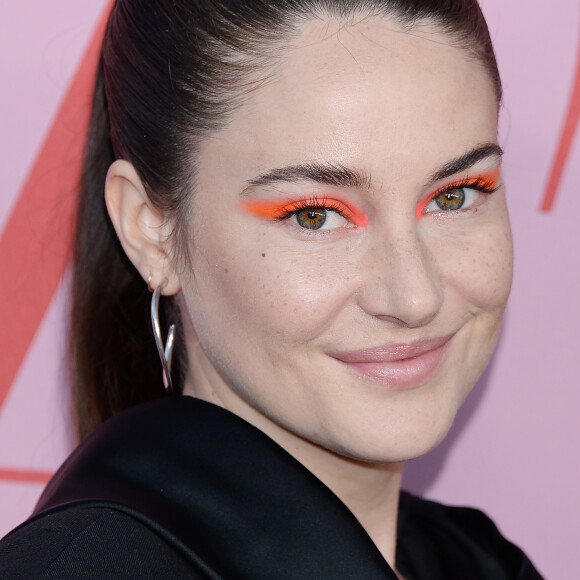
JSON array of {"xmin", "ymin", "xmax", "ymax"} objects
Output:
[
  {"xmin": 187, "ymin": 228, "xmax": 357, "ymax": 346},
  {"xmin": 434, "ymin": 214, "xmax": 513, "ymax": 312}
]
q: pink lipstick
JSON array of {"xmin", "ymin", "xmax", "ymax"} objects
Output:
[{"xmin": 330, "ymin": 335, "xmax": 453, "ymax": 390}]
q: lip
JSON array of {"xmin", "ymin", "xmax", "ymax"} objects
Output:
[{"xmin": 329, "ymin": 335, "xmax": 454, "ymax": 391}]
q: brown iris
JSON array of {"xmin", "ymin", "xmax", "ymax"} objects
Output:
[
  {"xmin": 296, "ymin": 208, "xmax": 327, "ymax": 229},
  {"xmin": 435, "ymin": 188, "xmax": 465, "ymax": 211}
]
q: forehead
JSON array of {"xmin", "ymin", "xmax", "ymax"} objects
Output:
[{"xmin": 198, "ymin": 16, "xmax": 498, "ymax": 187}]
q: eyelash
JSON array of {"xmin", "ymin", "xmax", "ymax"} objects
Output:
[
  {"xmin": 240, "ymin": 196, "xmax": 368, "ymax": 229},
  {"xmin": 416, "ymin": 173, "xmax": 500, "ymax": 219},
  {"xmin": 276, "ymin": 198, "xmax": 353, "ymax": 222}
]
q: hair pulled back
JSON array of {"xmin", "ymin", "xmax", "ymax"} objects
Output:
[{"xmin": 71, "ymin": 0, "xmax": 501, "ymax": 439}]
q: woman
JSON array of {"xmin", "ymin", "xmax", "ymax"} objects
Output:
[{"xmin": 0, "ymin": 0, "xmax": 542, "ymax": 578}]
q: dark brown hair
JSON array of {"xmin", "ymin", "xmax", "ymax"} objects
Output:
[{"xmin": 71, "ymin": 0, "xmax": 501, "ymax": 440}]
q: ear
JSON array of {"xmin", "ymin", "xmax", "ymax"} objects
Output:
[{"xmin": 105, "ymin": 160, "xmax": 181, "ymax": 295}]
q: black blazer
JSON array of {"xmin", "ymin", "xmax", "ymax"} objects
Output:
[{"xmin": 0, "ymin": 397, "xmax": 543, "ymax": 579}]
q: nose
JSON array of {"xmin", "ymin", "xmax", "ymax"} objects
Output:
[{"xmin": 357, "ymin": 224, "xmax": 443, "ymax": 328}]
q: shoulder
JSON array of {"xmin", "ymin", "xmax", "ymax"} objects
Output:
[
  {"xmin": 0, "ymin": 505, "xmax": 208, "ymax": 579},
  {"xmin": 397, "ymin": 492, "xmax": 544, "ymax": 580}
]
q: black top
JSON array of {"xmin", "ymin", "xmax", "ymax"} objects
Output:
[{"xmin": 0, "ymin": 397, "xmax": 543, "ymax": 579}]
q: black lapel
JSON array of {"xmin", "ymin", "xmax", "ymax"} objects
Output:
[{"xmin": 34, "ymin": 396, "xmax": 396, "ymax": 579}]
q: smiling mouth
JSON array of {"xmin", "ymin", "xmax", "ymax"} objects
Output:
[{"xmin": 329, "ymin": 335, "xmax": 454, "ymax": 391}]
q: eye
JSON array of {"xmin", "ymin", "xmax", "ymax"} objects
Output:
[
  {"xmin": 417, "ymin": 169, "xmax": 501, "ymax": 219},
  {"xmin": 291, "ymin": 206, "xmax": 348, "ymax": 230},
  {"xmin": 423, "ymin": 186, "xmax": 479, "ymax": 213},
  {"xmin": 240, "ymin": 197, "xmax": 368, "ymax": 229}
]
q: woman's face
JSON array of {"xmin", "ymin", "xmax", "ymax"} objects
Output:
[{"xmin": 177, "ymin": 16, "xmax": 512, "ymax": 463}]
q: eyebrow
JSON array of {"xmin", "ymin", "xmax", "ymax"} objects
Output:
[
  {"xmin": 242, "ymin": 143, "xmax": 503, "ymax": 195},
  {"xmin": 242, "ymin": 162, "xmax": 372, "ymax": 195},
  {"xmin": 430, "ymin": 143, "xmax": 504, "ymax": 182}
]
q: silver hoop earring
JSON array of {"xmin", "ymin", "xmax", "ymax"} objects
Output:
[{"xmin": 151, "ymin": 282, "xmax": 175, "ymax": 394}]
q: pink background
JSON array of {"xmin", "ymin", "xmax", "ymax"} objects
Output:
[{"xmin": 1, "ymin": 1, "xmax": 578, "ymax": 577}]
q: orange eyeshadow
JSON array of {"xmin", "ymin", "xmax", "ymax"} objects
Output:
[
  {"xmin": 240, "ymin": 197, "xmax": 368, "ymax": 228},
  {"xmin": 415, "ymin": 168, "xmax": 500, "ymax": 220}
]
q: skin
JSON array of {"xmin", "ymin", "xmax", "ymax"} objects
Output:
[{"xmin": 106, "ymin": 16, "xmax": 513, "ymax": 574}]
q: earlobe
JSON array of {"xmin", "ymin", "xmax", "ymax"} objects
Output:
[{"xmin": 104, "ymin": 160, "xmax": 181, "ymax": 295}]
